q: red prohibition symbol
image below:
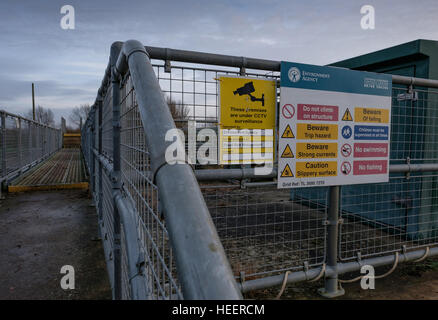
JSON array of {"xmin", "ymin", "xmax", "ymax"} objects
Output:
[
  {"xmin": 341, "ymin": 161, "xmax": 352, "ymax": 175},
  {"xmin": 282, "ymin": 104, "xmax": 295, "ymax": 119},
  {"xmin": 341, "ymin": 143, "xmax": 352, "ymax": 157}
]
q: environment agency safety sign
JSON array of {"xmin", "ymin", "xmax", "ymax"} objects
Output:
[
  {"xmin": 278, "ymin": 61, "xmax": 392, "ymax": 189},
  {"xmin": 219, "ymin": 76, "xmax": 276, "ymax": 164}
]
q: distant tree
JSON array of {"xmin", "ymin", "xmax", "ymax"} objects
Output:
[
  {"xmin": 26, "ymin": 105, "xmax": 55, "ymax": 126},
  {"xmin": 69, "ymin": 104, "xmax": 91, "ymax": 129},
  {"xmin": 167, "ymin": 97, "xmax": 189, "ymax": 128}
]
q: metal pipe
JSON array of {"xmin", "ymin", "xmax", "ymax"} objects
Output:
[
  {"xmin": 92, "ymin": 148, "xmax": 113, "ymax": 174},
  {"xmin": 1, "ymin": 112, "xmax": 6, "ymax": 180},
  {"xmin": 0, "ymin": 110, "xmax": 59, "ymax": 130},
  {"xmin": 114, "ymin": 191, "xmax": 150, "ymax": 300},
  {"xmin": 240, "ymin": 246, "xmax": 438, "ymax": 293},
  {"xmin": 389, "ymin": 163, "xmax": 438, "ymax": 173},
  {"xmin": 97, "ymin": 99, "xmax": 103, "ymax": 223},
  {"xmin": 193, "ymin": 162, "xmax": 438, "ymax": 182},
  {"xmin": 90, "ymin": 108, "xmax": 96, "ymax": 198},
  {"xmin": 392, "ymin": 74, "xmax": 438, "ymax": 89},
  {"xmin": 140, "ymin": 45, "xmax": 438, "ymax": 90},
  {"xmin": 144, "ymin": 46, "xmax": 281, "ymax": 71},
  {"xmin": 111, "ymin": 42, "xmax": 122, "ymax": 300},
  {"xmin": 18, "ymin": 118, "xmax": 22, "ymax": 169},
  {"xmin": 195, "ymin": 168, "xmax": 277, "ymax": 181},
  {"xmin": 116, "ymin": 40, "xmax": 242, "ymax": 300},
  {"xmin": 318, "ymin": 186, "xmax": 344, "ymax": 298}
]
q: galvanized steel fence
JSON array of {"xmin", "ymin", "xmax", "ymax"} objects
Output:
[
  {"xmin": 82, "ymin": 40, "xmax": 438, "ymax": 299},
  {"xmin": 0, "ymin": 110, "xmax": 62, "ymax": 194}
]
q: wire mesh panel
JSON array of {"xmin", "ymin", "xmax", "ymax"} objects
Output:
[
  {"xmin": 203, "ymin": 184, "xmax": 327, "ymax": 280},
  {"xmin": 102, "ymin": 86, "xmax": 113, "ymax": 159},
  {"xmin": 340, "ymin": 174, "xmax": 438, "ymax": 261},
  {"xmin": 119, "ymin": 74, "xmax": 182, "ymax": 299},
  {"xmin": 152, "ymin": 63, "xmax": 279, "ymax": 126},
  {"xmin": 0, "ymin": 111, "xmax": 61, "ymax": 181},
  {"xmin": 5, "ymin": 115, "xmax": 19, "ymax": 174},
  {"xmin": 338, "ymin": 87, "xmax": 438, "ymax": 261}
]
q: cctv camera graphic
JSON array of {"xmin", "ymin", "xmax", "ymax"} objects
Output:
[{"xmin": 233, "ymin": 82, "xmax": 265, "ymax": 106}]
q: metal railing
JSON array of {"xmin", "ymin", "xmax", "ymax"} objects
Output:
[
  {"xmin": 82, "ymin": 41, "xmax": 241, "ymax": 300},
  {"xmin": 82, "ymin": 40, "xmax": 438, "ymax": 299},
  {"xmin": 0, "ymin": 110, "xmax": 62, "ymax": 194}
]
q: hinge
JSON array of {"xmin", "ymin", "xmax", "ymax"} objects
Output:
[
  {"xmin": 323, "ymin": 218, "xmax": 344, "ymax": 226},
  {"xmin": 164, "ymin": 60, "xmax": 171, "ymax": 73}
]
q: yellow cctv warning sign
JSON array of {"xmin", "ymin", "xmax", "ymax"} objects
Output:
[
  {"xmin": 219, "ymin": 76, "xmax": 276, "ymax": 164},
  {"xmin": 219, "ymin": 76, "xmax": 276, "ymax": 130},
  {"xmin": 281, "ymin": 144, "xmax": 294, "ymax": 158},
  {"xmin": 281, "ymin": 164, "xmax": 294, "ymax": 177},
  {"xmin": 342, "ymin": 108, "xmax": 353, "ymax": 121},
  {"xmin": 281, "ymin": 124, "xmax": 295, "ymax": 138}
]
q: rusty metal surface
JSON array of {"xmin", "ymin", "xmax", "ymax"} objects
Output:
[{"xmin": 9, "ymin": 148, "xmax": 87, "ymax": 191}]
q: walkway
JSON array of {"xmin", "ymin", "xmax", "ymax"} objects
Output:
[
  {"xmin": 8, "ymin": 148, "xmax": 88, "ymax": 192},
  {"xmin": 0, "ymin": 189, "xmax": 111, "ymax": 299}
]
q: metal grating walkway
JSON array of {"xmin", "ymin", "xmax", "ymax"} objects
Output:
[{"xmin": 8, "ymin": 148, "xmax": 88, "ymax": 192}]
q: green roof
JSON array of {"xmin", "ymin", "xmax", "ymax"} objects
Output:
[{"xmin": 329, "ymin": 39, "xmax": 438, "ymax": 80}]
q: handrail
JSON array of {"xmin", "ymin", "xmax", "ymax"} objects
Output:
[
  {"xmin": 0, "ymin": 109, "xmax": 60, "ymax": 128},
  {"xmin": 131, "ymin": 46, "xmax": 438, "ymax": 89},
  {"xmin": 90, "ymin": 40, "xmax": 242, "ymax": 300},
  {"xmin": 0, "ymin": 110, "xmax": 62, "ymax": 185}
]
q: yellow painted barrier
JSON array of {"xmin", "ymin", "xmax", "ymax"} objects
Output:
[{"xmin": 8, "ymin": 182, "xmax": 89, "ymax": 193}]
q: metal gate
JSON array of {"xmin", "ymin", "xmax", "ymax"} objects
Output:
[{"xmin": 82, "ymin": 40, "xmax": 438, "ymax": 299}]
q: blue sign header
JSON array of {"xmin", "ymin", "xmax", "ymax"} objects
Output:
[{"xmin": 281, "ymin": 61, "xmax": 392, "ymax": 96}]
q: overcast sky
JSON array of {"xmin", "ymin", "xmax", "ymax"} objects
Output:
[{"xmin": 1, "ymin": 0, "xmax": 437, "ymax": 126}]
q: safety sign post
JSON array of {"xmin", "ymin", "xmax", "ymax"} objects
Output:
[
  {"xmin": 219, "ymin": 76, "xmax": 276, "ymax": 165},
  {"xmin": 277, "ymin": 61, "xmax": 392, "ymax": 189}
]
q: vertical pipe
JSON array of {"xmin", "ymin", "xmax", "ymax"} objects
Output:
[
  {"xmin": 98, "ymin": 99, "xmax": 103, "ymax": 223},
  {"xmin": 32, "ymin": 83, "xmax": 35, "ymax": 121},
  {"xmin": 112, "ymin": 69, "xmax": 122, "ymax": 300},
  {"xmin": 28, "ymin": 121, "xmax": 32, "ymax": 164},
  {"xmin": 18, "ymin": 118, "xmax": 22, "ymax": 170},
  {"xmin": 42, "ymin": 126, "xmax": 45, "ymax": 157},
  {"xmin": 38, "ymin": 125, "xmax": 41, "ymax": 159},
  {"xmin": 90, "ymin": 109, "xmax": 96, "ymax": 195},
  {"xmin": 1, "ymin": 112, "xmax": 6, "ymax": 195},
  {"xmin": 318, "ymin": 185, "xmax": 345, "ymax": 298}
]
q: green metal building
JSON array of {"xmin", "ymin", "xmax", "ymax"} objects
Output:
[{"xmin": 293, "ymin": 40, "xmax": 438, "ymax": 240}]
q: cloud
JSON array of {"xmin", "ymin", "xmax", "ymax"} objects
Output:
[{"xmin": 0, "ymin": 0, "xmax": 438, "ymax": 127}]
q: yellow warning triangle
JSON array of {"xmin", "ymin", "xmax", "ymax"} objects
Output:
[
  {"xmin": 281, "ymin": 144, "xmax": 294, "ymax": 158},
  {"xmin": 280, "ymin": 164, "xmax": 294, "ymax": 177},
  {"xmin": 281, "ymin": 124, "xmax": 295, "ymax": 138},
  {"xmin": 342, "ymin": 108, "xmax": 353, "ymax": 121}
]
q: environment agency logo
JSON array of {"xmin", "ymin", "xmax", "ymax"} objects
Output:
[{"xmin": 288, "ymin": 67, "xmax": 301, "ymax": 83}]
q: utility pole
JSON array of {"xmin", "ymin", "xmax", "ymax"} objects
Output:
[{"xmin": 32, "ymin": 83, "xmax": 36, "ymax": 121}]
